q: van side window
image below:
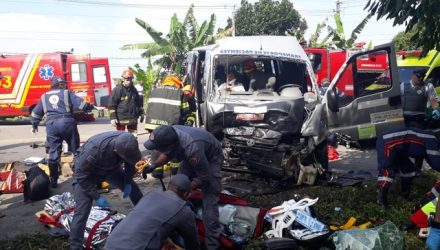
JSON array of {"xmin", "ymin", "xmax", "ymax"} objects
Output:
[
  {"xmin": 355, "ymin": 50, "xmax": 391, "ymax": 97},
  {"xmin": 334, "ymin": 62, "xmax": 355, "ymax": 107}
]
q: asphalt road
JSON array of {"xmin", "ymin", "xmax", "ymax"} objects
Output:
[{"xmin": 0, "ymin": 118, "xmax": 378, "ymax": 240}]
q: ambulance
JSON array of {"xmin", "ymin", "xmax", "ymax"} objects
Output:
[
  {"xmin": 0, "ymin": 52, "xmax": 112, "ymax": 119},
  {"xmin": 397, "ymin": 50, "xmax": 440, "ymax": 94}
]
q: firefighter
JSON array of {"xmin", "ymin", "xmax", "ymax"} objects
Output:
[
  {"xmin": 69, "ymin": 131, "xmax": 143, "ymax": 250},
  {"xmin": 109, "ymin": 69, "xmax": 143, "ymax": 136},
  {"xmin": 142, "ymin": 125, "xmax": 223, "ymax": 250},
  {"xmin": 144, "ymin": 75, "xmax": 196, "ymax": 132},
  {"xmin": 376, "ymin": 127, "xmax": 440, "ymax": 208},
  {"xmin": 30, "ymin": 76, "xmax": 93, "ymax": 188},
  {"xmin": 104, "ymin": 174, "xmax": 200, "ymax": 250}
]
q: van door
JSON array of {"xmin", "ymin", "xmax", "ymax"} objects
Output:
[
  {"xmin": 90, "ymin": 59, "xmax": 111, "ymax": 107},
  {"xmin": 325, "ymin": 43, "xmax": 404, "ymax": 140},
  {"xmin": 186, "ymin": 50, "xmax": 206, "ymax": 127}
]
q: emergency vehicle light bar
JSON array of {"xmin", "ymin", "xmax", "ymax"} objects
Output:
[{"xmin": 397, "ymin": 50, "xmax": 422, "ymax": 56}]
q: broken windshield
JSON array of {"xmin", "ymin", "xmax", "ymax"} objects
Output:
[{"xmin": 211, "ymin": 55, "xmax": 311, "ymax": 102}]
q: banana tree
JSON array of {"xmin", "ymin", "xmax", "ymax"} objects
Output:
[
  {"xmin": 308, "ymin": 17, "xmax": 328, "ymax": 47},
  {"xmin": 121, "ymin": 4, "xmax": 216, "ymax": 75},
  {"xmin": 129, "ymin": 58, "xmax": 161, "ymax": 97},
  {"xmin": 323, "ymin": 12, "xmax": 372, "ymax": 49}
]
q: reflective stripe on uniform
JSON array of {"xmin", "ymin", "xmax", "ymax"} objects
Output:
[
  {"xmin": 427, "ymin": 150, "xmax": 440, "ymax": 156},
  {"xmin": 145, "ymin": 123, "xmax": 159, "ymax": 130},
  {"xmin": 148, "ymin": 98, "xmax": 181, "ymax": 106},
  {"xmin": 400, "ymin": 171, "xmax": 416, "ymax": 178},
  {"xmin": 377, "ymin": 176, "xmax": 393, "ymax": 182},
  {"xmin": 42, "ymin": 93, "xmax": 48, "ymax": 113},
  {"xmin": 78, "ymin": 100, "xmax": 86, "ymax": 110},
  {"xmin": 383, "ymin": 130, "xmax": 437, "ymax": 140},
  {"xmin": 63, "ymin": 90, "xmax": 70, "ymax": 113},
  {"xmin": 432, "ymin": 187, "xmax": 440, "ymax": 197},
  {"xmin": 31, "ymin": 112, "xmax": 42, "ymax": 119}
]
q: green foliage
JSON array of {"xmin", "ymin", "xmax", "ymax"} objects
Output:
[
  {"xmin": 246, "ymin": 170, "xmax": 440, "ymax": 249},
  {"xmin": 392, "ymin": 29, "xmax": 421, "ymax": 51},
  {"xmin": 0, "ymin": 233, "xmax": 69, "ymax": 250},
  {"xmin": 366, "ymin": 0, "xmax": 440, "ymax": 56},
  {"xmin": 308, "ymin": 18, "xmax": 328, "ymax": 47},
  {"xmin": 121, "ymin": 4, "xmax": 216, "ymax": 74},
  {"xmin": 129, "ymin": 58, "xmax": 160, "ymax": 96},
  {"xmin": 326, "ymin": 12, "xmax": 372, "ymax": 49},
  {"xmin": 235, "ymin": 0, "xmax": 307, "ymax": 38}
]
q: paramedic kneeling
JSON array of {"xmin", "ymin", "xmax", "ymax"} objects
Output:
[
  {"xmin": 143, "ymin": 125, "xmax": 223, "ymax": 250},
  {"xmin": 105, "ymin": 174, "xmax": 200, "ymax": 250},
  {"xmin": 69, "ymin": 131, "xmax": 143, "ymax": 250}
]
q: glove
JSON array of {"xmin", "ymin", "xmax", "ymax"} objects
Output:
[
  {"xmin": 110, "ymin": 119, "xmax": 118, "ymax": 127},
  {"xmin": 427, "ymin": 227, "xmax": 440, "ymax": 250},
  {"xmin": 433, "ymin": 109, "xmax": 440, "ymax": 120},
  {"xmin": 142, "ymin": 164, "xmax": 157, "ymax": 179},
  {"xmin": 96, "ymin": 196, "xmax": 111, "ymax": 208},
  {"xmin": 122, "ymin": 183, "xmax": 132, "ymax": 198},
  {"xmin": 31, "ymin": 127, "xmax": 38, "ymax": 135},
  {"xmin": 139, "ymin": 114, "xmax": 145, "ymax": 123}
]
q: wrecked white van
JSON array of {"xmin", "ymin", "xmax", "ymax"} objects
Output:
[{"xmin": 185, "ymin": 36, "xmax": 328, "ymax": 184}]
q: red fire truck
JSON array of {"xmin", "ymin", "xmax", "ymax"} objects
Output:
[
  {"xmin": 305, "ymin": 47, "xmax": 389, "ymax": 95},
  {"xmin": 0, "ymin": 52, "xmax": 112, "ymax": 119}
]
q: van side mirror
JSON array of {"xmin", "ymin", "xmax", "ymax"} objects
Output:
[{"xmin": 327, "ymin": 88, "xmax": 339, "ymax": 112}]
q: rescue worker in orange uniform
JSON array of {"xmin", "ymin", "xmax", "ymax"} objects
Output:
[{"xmin": 108, "ymin": 69, "xmax": 143, "ymax": 135}]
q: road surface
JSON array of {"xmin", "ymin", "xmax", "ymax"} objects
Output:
[{"xmin": 0, "ymin": 118, "xmax": 377, "ymax": 240}]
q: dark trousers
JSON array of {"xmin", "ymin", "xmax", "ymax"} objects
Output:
[
  {"xmin": 69, "ymin": 168, "xmax": 143, "ymax": 250},
  {"xmin": 178, "ymin": 161, "xmax": 222, "ymax": 250},
  {"xmin": 46, "ymin": 118, "xmax": 79, "ymax": 180},
  {"xmin": 404, "ymin": 114, "xmax": 426, "ymax": 171}
]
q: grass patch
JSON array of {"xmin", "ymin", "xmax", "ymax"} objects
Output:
[
  {"xmin": 244, "ymin": 169, "xmax": 440, "ymax": 249},
  {"xmin": 0, "ymin": 233, "xmax": 69, "ymax": 250},
  {"xmin": 1, "ymin": 170, "xmax": 439, "ymax": 249}
]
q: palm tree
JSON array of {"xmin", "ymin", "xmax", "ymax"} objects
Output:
[
  {"xmin": 323, "ymin": 12, "xmax": 372, "ymax": 49},
  {"xmin": 121, "ymin": 4, "xmax": 216, "ymax": 74}
]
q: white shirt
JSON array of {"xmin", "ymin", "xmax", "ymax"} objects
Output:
[{"xmin": 218, "ymin": 79, "xmax": 245, "ymax": 92}]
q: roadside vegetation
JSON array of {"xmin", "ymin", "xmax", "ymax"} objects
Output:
[{"xmin": 1, "ymin": 169, "xmax": 438, "ymax": 249}]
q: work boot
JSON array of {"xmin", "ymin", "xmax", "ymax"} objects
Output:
[
  {"xmin": 49, "ymin": 162, "xmax": 60, "ymax": 188},
  {"xmin": 50, "ymin": 177, "xmax": 58, "ymax": 188},
  {"xmin": 377, "ymin": 186, "xmax": 389, "ymax": 209},
  {"xmin": 400, "ymin": 177, "xmax": 413, "ymax": 199}
]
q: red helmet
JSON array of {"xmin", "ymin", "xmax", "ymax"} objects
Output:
[
  {"xmin": 243, "ymin": 61, "xmax": 256, "ymax": 73},
  {"xmin": 121, "ymin": 69, "xmax": 134, "ymax": 78}
]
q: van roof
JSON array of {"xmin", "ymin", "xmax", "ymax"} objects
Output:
[{"xmin": 194, "ymin": 36, "xmax": 309, "ymax": 62}]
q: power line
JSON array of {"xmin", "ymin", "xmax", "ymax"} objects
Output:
[{"xmin": 3, "ymin": 0, "xmax": 236, "ymax": 10}]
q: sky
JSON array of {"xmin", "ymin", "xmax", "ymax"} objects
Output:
[{"xmin": 0, "ymin": 0, "xmax": 404, "ymax": 79}]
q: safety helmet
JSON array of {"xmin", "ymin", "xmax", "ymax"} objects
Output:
[
  {"xmin": 243, "ymin": 61, "xmax": 256, "ymax": 73},
  {"xmin": 121, "ymin": 69, "xmax": 134, "ymax": 79},
  {"xmin": 182, "ymin": 84, "xmax": 195, "ymax": 97},
  {"xmin": 162, "ymin": 75, "xmax": 183, "ymax": 88},
  {"xmin": 51, "ymin": 76, "xmax": 67, "ymax": 89}
]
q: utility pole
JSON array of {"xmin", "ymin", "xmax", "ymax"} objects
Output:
[
  {"xmin": 232, "ymin": 5, "xmax": 236, "ymax": 37},
  {"xmin": 335, "ymin": 0, "xmax": 342, "ymax": 15}
]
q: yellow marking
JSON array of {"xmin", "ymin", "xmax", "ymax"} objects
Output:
[
  {"xmin": 0, "ymin": 67, "xmax": 12, "ymax": 71},
  {"xmin": 0, "ymin": 75, "xmax": 13, "ymax": 88},
  {"xmin": 17, "ymin": 54, "xmax": 42, "ymax": 108}
]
